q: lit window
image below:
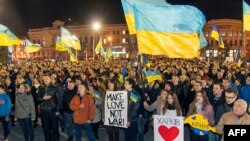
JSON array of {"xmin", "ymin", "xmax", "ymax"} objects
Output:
[
  {"xmin": 122, "ymin": 30, "xmax": 126, "ymax": 35},
  {"xmin": 221, "ymin": 33, "xmax": 226, "ymax": 36},
  {"xmin": 104, "ymin": 39, "xmax": 106, "ymax": 44},
  {"xmin": 206, "ymin": 53, "xmax": 210, "ymax": 57},
  {"xmin": 122, "ymin": 38, "xmax": 126, "ymax": 44}
]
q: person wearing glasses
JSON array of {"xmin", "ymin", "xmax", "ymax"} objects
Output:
[{"xmin": 215, "ymin": 88, "xmax": 238, "ymax": 124}]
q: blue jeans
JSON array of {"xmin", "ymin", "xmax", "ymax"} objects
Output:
[
  {"xmin": 75, "ymin": 123, "xmax": 95, "ymax": 141},
  {"xmin": 64, "ymin": 112, "xmax": 74, "ymax": 137},
  {"xmin": 138, "ymin": 118, "xmax": 145, "ymax": 141},
  {"xmin": 18, "ymin": 118, "xmax": 34, "ymax": 141},
  {"xmin": 59, "ymin": 114, "xmax": 65, "ymax": 129}
]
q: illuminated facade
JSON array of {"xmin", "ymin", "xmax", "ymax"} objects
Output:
[
  {"xmin": 202, "ymin": 19, "xmax": 249, "ymax": 60},
  {"xmin": 26, "ymin": 20, "xmax": 132, "ymax": 60}
]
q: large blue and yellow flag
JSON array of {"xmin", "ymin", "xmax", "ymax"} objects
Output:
[
  {"xmin": 145, "ymin": 70, "xmax": 162, "ymax": 83},
  {"xmin": 133, "ymin": 3, "xmax": 206, "ymax": 58},
  {"xmin": 211, "ymin": 25, "xmax": 224, "ymax": 48},
  {"xmin": 235, "ymin": 48, "xmax": 243, "ymax": 67},
  {"xmin": 95, "ymin": 37, "xmax": 103, "ymax": 54},
  {"xmin": 61, "ymin": 27, "xmax": 81, "ymax": 50},
  {"xmin": 0, "ymin": 24, "xmax": 21, "ymax": 46},
  {"xmin": 121, "ymin": 0, "xmax": 167, "ymax": 35},
  {"xmin": 243, "ymin": 0, "xmax": 250, "ymax": 31},
  {"xmin": 24, "ymin": 39, "xmax": 41, "ymax": 53},
  {"xmin": 55, "ymin": 36, "xmax": 70, "ymax": 51}
]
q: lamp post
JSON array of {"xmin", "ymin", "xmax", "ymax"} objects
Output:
[{"xmin": 92, "ymin": 22, "xmax": 101, "ymax": 60}]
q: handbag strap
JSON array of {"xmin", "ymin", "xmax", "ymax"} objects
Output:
[{"xmin": 17, "ymin": 96, "xmax": 30, "ymax": 116}]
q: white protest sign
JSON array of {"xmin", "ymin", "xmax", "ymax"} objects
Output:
[
  {"xmin": 104, "ymin": 91, "xmax": 128, "ymax": 128},
  {"xmin": 154, "ymin": 115, "xmax": 184, "ymax": 141}
]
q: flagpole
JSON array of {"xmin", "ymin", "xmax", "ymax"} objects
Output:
[{"xmin": 76, "ymin": 49, "xmax": 78, "ymax": 61}]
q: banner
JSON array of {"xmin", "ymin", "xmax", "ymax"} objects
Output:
[
  {"xmin": 154, "ymin": 115, "xmax": 184, "ymax": 141},
  {"xmin": 104, "ymin": 91, "xmax": 128, "ymax": 128},
  {"xmin": 184, "ymin": 114, "xmax": 216, "ymax": 135}
]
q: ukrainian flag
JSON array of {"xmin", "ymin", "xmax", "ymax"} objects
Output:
[
  {"xmin": 61, "ymin": 27, "xmax": 81, "ymax": 50},
  {"xmin": 130, "ymin": 92, "xmax": 139, "ymax": 103},
  {"xmin": 243, "ymin": 0, "xmax": 250, "ymax": 31},
  {"xmin": 235, "ymin": 48, "xmax": 243, "ymax": 67},
  {"xmin": 121, "ymin": 0, "xmax": 167, "ymax": 35},
  {"xmin": 145, "ymin": 70, "xmax": 162, "ymax": 83},
  {"xmin": 55, "ymin": 36, "xmax": 70, "ymax": 51},
  {"xmin": 24, "ymin": 39, "xmax": 41, "ymax": 53},
  {"xmin": 133, "ymin": 3, "xmax": 207, "ymax": 59},
  {"xmin": 105, "ymin": 47, "xmax": 112, "ymax": 62},
  {"xmin": 95, "ymin": 37, "xmax": 103, "ymax": 54},
  {"xmin": 69, "ymin": 53, "xmax": 78, "ymax": 62},
  {"xmin": 0, "ymin": 24, "xmax": 21, "ymax": 46},
  {"xmin": 211, "ymin": 25, "xmax": 224, "ymax": 48},
  {"xmin": 93, "ymin": 90, "xmax": 101, "ymax": 99},
  {"xmin": 140, "ymin": 54, "xmax": 150, "ymax": 67},
  {"xmin": 118, "ymin": 74, "xmax": 124, "ymax": 83}
]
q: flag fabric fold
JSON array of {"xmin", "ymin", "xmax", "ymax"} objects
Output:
[
  {"xmin": 121, "ymin": 0, "xmax": 168, "ymax": 35},
  {"xmin": 133, "ymin": 3, "xmax": 206, "ymax": 58},
  {"xmin": 95, "ymin": 37, "xmax": 103, "ymax": 54},
  {"xmin": 243, "ymin": 0, "xmax": 250, "ymax": 31},
  {"xmin": 24, "ymin": 39, "xmax": 41, "ymax": 53},
  {"xmin": 0, "ymin": 24, "xmax": 21, "ymax": 46},
  {"xmin": 145, "ymin": 70, "xmax": 162, "ymax": 83},
  {"xmin": 61, "ymin": 27, "xmax": 81, "ymax": 50},
  {"xmin": 235, "ymin": 48, "xmax": 243, "ymax": 67},
  {"xmin": 56, "ymin": 36, "xmax": 70, "ymax": 51},
  {"xmin": 211, "ymin": 25, "xmax": 224, "ymax": 48}
]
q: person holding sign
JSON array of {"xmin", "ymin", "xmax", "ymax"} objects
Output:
[
  {"xmin": 162, "ymin": 92, "xmax": 182, "ymax": 117},
  {"xmin": 104, "ymin": 79, "xmax": 121, "ymax": 141},
  {"xmin": 187, "ymin": 90, "xmax": 215, "ymax": 141},
  {"xmin": 124, "ymin": 77, "xmax": 141, "ymax": 141},
  {"xmin": 144, "ymin": 90, "xmax": 168, "ymax": 115},
  {"xmin": 70, "ymin": 83, "xmax": 96, "ymax": 141}
]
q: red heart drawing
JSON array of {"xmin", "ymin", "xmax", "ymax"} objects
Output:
[{"xmin": 158, "ymin": 125, "xmax": 179, "ymax": 141}]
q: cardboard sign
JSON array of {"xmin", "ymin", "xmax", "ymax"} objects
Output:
[
  {"xmin": 154, "ymin": 115, "xmax": 184, "ymax": 141},
  {"xmin": 184, "ymin": 114, "xmax": 216, "ymax": 135},
  {"xmin": 104, "ymin": 91, "xmax": 128, "ymax": 128}
]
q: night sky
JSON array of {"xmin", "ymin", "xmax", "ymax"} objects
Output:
[{"xmin": 0, "ymin": 0, "xmax": 242, "ymax": 36}]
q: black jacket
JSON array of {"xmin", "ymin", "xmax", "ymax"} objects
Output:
[
  {"xmin": 127, "ymin": 90, "xmax": 141, "ymax": 122},
  {"xmin": 62, "ymin": 86, "xmax": 77, "ymax": 113},
  {"xmin": 37, "ymin": 84, "xmax": 61, "ymax": 113}
]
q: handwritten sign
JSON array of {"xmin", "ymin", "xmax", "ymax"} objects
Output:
[
  {"xmin": 154, "ymin": 115, "xmax": 184, "ymax": 141},
  {"xmin": 184, "ymin": 114, "xmax": 216, "ymax": 135},
  {"xmin": 104, "ymin": 91, "xmax": 128, "ymax": 128}
]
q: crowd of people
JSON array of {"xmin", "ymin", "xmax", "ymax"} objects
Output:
[{"xmin": 0, "ymin": 58, "xmax": 249, "ymax": 141}]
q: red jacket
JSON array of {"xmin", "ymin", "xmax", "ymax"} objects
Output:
[{"xmin": 70, "ymin": 94, "xmax": 95, "ymax": 124}]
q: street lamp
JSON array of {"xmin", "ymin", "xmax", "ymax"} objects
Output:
[
  {"xmin": 92, "ymin": 22, "xmax": 101, "ymax": 60},
  {"xmin": 108, "ymin": 37, "xmax": 112, "ymax": 46}
]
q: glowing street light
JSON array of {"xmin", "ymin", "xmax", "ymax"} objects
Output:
[{"xmin": 92, "ymin": 22, "xmax": 101, "ymax": 60}]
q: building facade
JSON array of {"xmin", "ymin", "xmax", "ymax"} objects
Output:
[
  {"xmin": 25, "ymin": 20, "xmax": 132, "ymax": 61},
  {"xmin": 22, "ymin": 19, "xmax": 249, "ymax": 61},
  {"xmin": 202, "ymin": 19, "xmax": 249, "ymax": 60}
]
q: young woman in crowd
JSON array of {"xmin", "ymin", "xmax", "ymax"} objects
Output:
[
  {"xmin": 187, "ymin": 90, "xmax": 214, "ymax": 141},
  {"xmin": 143, "ymin": 90, "xmax": 168, "ymax": 115},
  {"xmin": 104, "ymin": 79, "xmax": 121, "ymax": 141},
  {"xmin": 162, "ymin": 92, "xmax": 182, "ymax": 116},
  {"xmin": 15, "ymin": 84, "xmax": 36, "ymax": 141}
]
